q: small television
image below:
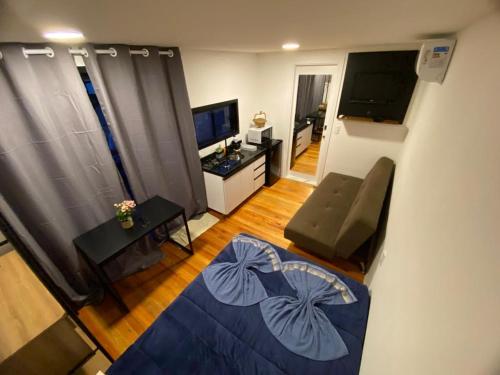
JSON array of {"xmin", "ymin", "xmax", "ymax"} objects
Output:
[
  {"xmin": 337, "ymin": 51, "xmax": 419, "ymax": 124},
  {"xmin": 192, "ymin": 99, "xmax": 239, "ymax": 150}
]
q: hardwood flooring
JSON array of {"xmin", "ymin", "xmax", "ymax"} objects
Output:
[
  {"xmin": 291, "ymin": 141, "xmax": 321, "ymax": 176},
  {"xmin": 79, "ymin": 178, "xmax": 363, "ymax": 359},
  {"xmin": 0, "ymin": 250, "xmax": 64, "ymax": 361}
]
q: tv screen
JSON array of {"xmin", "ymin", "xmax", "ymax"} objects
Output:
[
  {"xmin": 192, "ymin": 99, "xmax": 239, "ymax": 149},
  {"xmin": 351, "ymin": 72, "xmax": 401, "ymax": 104},
  {"xmin": 337, "ymin": 51, "xmax": 418, "ymax": 123}
]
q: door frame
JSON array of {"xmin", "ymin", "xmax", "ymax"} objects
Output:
[{"xmin": 285, "ymin": 65, "xmax": 340, "ymax": 186}]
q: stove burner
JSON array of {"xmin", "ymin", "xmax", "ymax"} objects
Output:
[{"xmin": 202, "ymin": 150, "xmax": 251, "ymax": 176}]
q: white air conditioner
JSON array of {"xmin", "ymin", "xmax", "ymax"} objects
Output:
[{"xmin": 416, "ymin": 39, "xmax": 456, "ymax": 83}]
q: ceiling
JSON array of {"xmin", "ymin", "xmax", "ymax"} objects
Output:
[{"xmin": 0, "ymin": 0, "xmax": 496, "ymax": 52}]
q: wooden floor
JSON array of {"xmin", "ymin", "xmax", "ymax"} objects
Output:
[
  {"xmin": 291, "ymin": 141, "xmax": 320, "ymax": 175},
  {"xmin": 0, "ymin": 250, "xmax": 64, "ymax": 361},
  {"xmin": 79, "ymin": 178, "xmax": 363, "ymax": 359}
]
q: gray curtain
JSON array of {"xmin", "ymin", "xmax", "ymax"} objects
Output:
[
  {"xmin": 295, "ymin": 74, "xmax": 330, "ymax": 121},
  {"xmin": 85, "ymin": 45, "xmax": 207, "ymax": 218},
  {"xmin": 0, "ymin": 44, "xmax": 126, "ymax": 303}
]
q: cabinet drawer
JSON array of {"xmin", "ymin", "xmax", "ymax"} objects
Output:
[
  {"xmin": 253, "ymin": 162, "xmax": 266, "ymax": 178},
  {"xmin": 252, "ymin": 155, "xmax": 266, "ymax": 177},
  {"xmin": 252, "ymin": 155, "xmax": 266, "ymax": 170},
  {"xmin": 295, "ymin": 142, "xmax": 305, "ymax": 156},
  {"xmin": 253, "ymin": 171, "xmax": 265, "ymax": 191},
  {"xmin": 296, "ymin": 128, "xmax": 307, "ymax": 140}
]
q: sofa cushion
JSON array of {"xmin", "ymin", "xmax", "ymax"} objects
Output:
[
  {"xmin": 333, "ymin": 157, "xmax": 394, "ymax": 259},
  {"xmin": 284, "ymin": 173, "xmax": 363, "ymax": 260}
]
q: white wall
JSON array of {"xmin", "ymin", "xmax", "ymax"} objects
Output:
[
  {"xmin": 255, "ymin": 50, "xmax": 344, "ymax": 176},
  {"xmin": 182, "ymin": 45, "xmax": 421, "ymax": 177},
  {"xmin": 255, "ymin": 44, "xmax": 421, "ymax": 179},
  {"xmin": 181, "ymin": 49, "xmax": 258, "ymax": 157},
  {"xmin": 361, "ymin": 12, "xmax": 500, "ymax": 375},
  {"xmin": 325, "ymin": 76, "xmax": 423, "ymax": 177}
]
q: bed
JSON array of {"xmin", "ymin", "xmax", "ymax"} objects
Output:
[{"xmin": 107, "ymin": 234, "xmax": 370, "ymax": 374}]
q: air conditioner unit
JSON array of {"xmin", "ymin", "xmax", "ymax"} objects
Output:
[{"xmin": 416, "ymin": 39, "xmax": 456, "ymax": 83}]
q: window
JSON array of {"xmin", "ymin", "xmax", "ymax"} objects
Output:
[{"xmin": 78, "ymin": 67, "xmax": 134, "ymax": 199}]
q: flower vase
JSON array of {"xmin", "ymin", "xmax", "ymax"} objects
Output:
[{"xmin": 120, "ymin": 216, "xmax": 134, "ymax": 229}]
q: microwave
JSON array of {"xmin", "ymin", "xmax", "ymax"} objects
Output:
[{"xmin": 247, "ymin": 125, "xmax": 273, "ymax": 144}]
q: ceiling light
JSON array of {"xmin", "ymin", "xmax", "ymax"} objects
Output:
[
  {"xmin": 43, "ymin": 30, "xmax": 84, "ymax": 41},
  {"xmin": 282, "ymin": 42, "xmax": 300, "ymax": 50}
]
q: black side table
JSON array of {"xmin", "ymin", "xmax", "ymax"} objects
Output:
[{"xmin": 73, "ymin": 196, "xmax": 193, "ymax": 312}]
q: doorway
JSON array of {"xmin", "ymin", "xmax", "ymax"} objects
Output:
[{"xmin": 287, "ymin": 65, "xmax": 338, "ymax": 185}]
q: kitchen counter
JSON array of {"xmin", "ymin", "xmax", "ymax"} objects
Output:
[
  {"xmin": 294, "ymin": 111, "xmax": 325, "ymax": 134},
  {"xmin": 201, "ymin": 146, "xmax": 266, "ymax": 180},
  {"xmin": 294, "ymin": 121, "xmax": 313, "ymax": 134}
]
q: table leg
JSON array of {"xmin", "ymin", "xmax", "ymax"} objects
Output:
[
  {"xmin": 182, "ymin": 211, "xmax": 194, "ymax": 254},
  {"xmin": 88, "ymin": 259, "xmax": 129, "ymax": 313},
  {"xmin": 165, "ymin": 212, "xmax": 194, "ymax": 255},
  {"xmin": 163, "ymin": 223, "xmax": 170, "ymax": 242}
]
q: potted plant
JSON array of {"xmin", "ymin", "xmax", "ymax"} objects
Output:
[
  {"xmin": 114, "ymin": 200, "xmax": 136, "ymax": 229},
  {"xmin": 215, "ymin": 144, "xmax": 225, "ymax": 160}
]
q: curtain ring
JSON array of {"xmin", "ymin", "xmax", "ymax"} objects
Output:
[
  {"xmin": 46, "ymin": 47, "xmax": 55, "ymax": 58},
  {"xmin": 109, "ymin": 47, "xmax": 117, "ymax": 57},
  {"xmin": 141, "ymin": 48, "xmax": 149, "ymax": 57},
  {"xmin": 166, "ymin": 49, "xmax": 174, "ymax": 58}
]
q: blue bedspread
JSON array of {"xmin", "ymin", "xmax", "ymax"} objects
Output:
[{"xmin": 108, "ymin": 234, "xmax": 370, "ymax": 375}]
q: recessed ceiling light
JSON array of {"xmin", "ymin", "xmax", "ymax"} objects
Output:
[
  {"xmin": 43, "ymin": 30, "xmax": 84, "ymax": 41},
  {"xmin": 282, "ymin": 42, "xmax": 300, "ymax": 50}
]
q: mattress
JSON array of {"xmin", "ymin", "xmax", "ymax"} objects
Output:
[{"xmin": 108, "ymin": 234, "xmax": 370, "ymax": 374}]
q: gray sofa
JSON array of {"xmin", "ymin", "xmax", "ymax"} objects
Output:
[{"xmin": 285, "ymin": 157, "xmax": 394, "ymax": 266}]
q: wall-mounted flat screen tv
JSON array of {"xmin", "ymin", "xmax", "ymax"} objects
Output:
[
  {"xmin": 192, "ymin": 99, "xmax": 239, "ymax": 150},
  {"xmin": 337, "ymin": 50, "xmax": 419, "ymax": 123}
]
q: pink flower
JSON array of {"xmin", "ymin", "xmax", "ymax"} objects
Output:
[{"xmin": 114, "ymin": 200, "xmax": 135, "ymax": 212}]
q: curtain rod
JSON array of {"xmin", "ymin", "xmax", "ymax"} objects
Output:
[{"xmin": 0, "ymin": 47, "xmax": 174, "ymax": 59}]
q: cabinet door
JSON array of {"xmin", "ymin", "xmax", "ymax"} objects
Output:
[
  {"xmin": 204, "ymin": 172, "xmax": 225, "ymax": 213},
  {"xmin": 224, "ymin": 167, "xmax": 254, "ymax": 214}
]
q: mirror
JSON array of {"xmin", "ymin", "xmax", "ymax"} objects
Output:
[{"xmin": 290, "ymin": 74, "xmax": 331, "ymax": 176}]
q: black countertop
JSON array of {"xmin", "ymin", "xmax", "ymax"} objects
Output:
[
  {"xmin": 306, "ymin": 110, "xmax": 326, "ymax": 119},
  {"xmin": 201, "ymin": 146, "xmax": 266, "ymax": 180},
  {"xmin": 294, "ymin": 121, "xmax": 313, "ymax": 135},
  {"xmin": 294, "ymin": 111, "xmax": 326, "ymax": 134},
  {"xmin": 74, "ymin": 196, "xmax": 183, "ymax": 265}
]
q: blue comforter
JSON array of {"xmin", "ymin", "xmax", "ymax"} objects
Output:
[{"xmin": 108, "ymin": 234, "xmax": 370, "ymax": 374}]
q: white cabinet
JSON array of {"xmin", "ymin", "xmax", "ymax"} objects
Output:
[
  {"xmin": 295, "ymin": 124, "xmax": 313, "ymax": 156},
  {"xmin": 224, "ymin": 165, "xmax": 254, "ymax": 213},
  {"xmin": 204, "ymin": 155, "xmax": 266, "ymax": 215}
]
